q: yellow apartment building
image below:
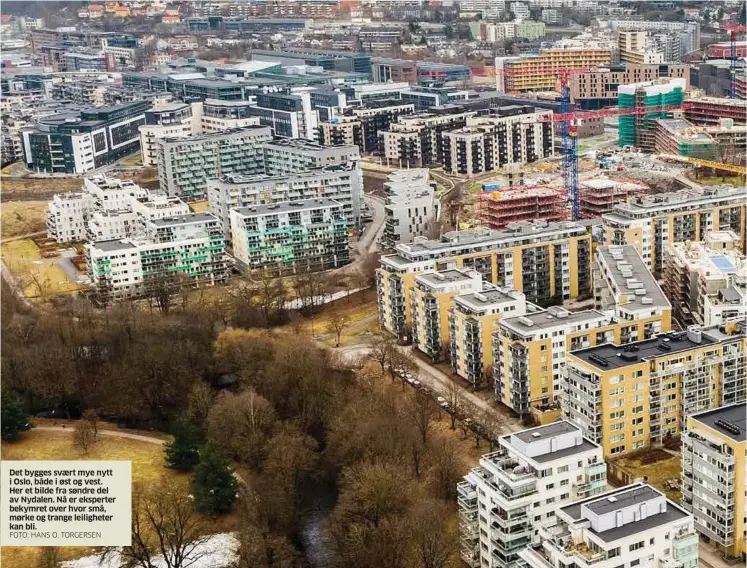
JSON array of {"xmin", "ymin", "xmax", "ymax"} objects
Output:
[
  {"xmin": 602, "ymin": 186, "xmax": 745, "ymax": 275},
  {"xmin": 377, "ymin": 221, "xmax": 593, "ymax": 338},
  {"xmin": 449, "ymin": 285, "xmax": 529, "ymax": 387},
  {"xmin": 681, "ymin": 403, "xmax": 746, "ymax": 560},
  {"xmin": 410, "ymin": 269, "xmax": 483, "ymax": 359},
  {"xmin": 564, "ymin": 324, "xmax": 746, "ymax": 459}
]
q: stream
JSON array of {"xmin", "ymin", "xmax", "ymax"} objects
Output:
[{"xmin": 297, "ymin": 476, "xmax": 338, "ymax": 568}]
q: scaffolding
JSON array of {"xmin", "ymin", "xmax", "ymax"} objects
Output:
[
  {"xmin": 619, "ymin": 80, "xmax": 684, "ymax": 151},
  {"xmin": 578, "ymin": 177, "xmax": 648, "ymax": 218},
  {"xmin": 476, "ymin": 186, "xmax": 569, "ymax": 229}
]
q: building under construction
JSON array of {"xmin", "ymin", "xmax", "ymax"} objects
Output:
[
  {"xmin": 579, "ymin": 177, "xmax": 648, "ymax": 218},
  {"xmin": 655, "ymin": 118, "xmax": 719, "ymax": 160},
  {"xmin": 477, "ymin": 185, "xmax": 569, "ymax": 229},
  {"xmin": 683, "ymin": 96, "xmax": 746, "ymax": 126},
  {"xmin": 618, "ymin": 78, "xmax": 685, "ymax": 152}
]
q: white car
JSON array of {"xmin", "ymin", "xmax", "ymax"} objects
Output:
[{"xmin": 437, "ymin": 396, "xmax": 449, "ymax": 408}]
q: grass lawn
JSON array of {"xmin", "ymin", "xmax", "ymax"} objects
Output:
[
  {"xmin": 614, "ymin": 450, "xmax": 682, "ymax": 502},
  {"xmin": 1, "ymin": 201, "xmax": 48, "ymax": 239},
  {"xmin": 1, "ymin": 239, "xmax": 80, "ymax": 298},
  {"xmin": 1, "ymin": 177, "xmax": 82, "ymax": 193},
  {"xmin": 1, "ymin": 427, "xmax": 238, "ymax": 568}
]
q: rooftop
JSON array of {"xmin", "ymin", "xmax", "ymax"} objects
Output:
[
  {"xmin": 502, "ymin": 421, "xmax": 601, "ymax": 464},
  {"xmin": 501, "ymin": 308, "xmax": 610, "ymax": 335},
  {"xmin": 454, "ymin": 286, "xmax": 524, "ymax": 312},
  {"xmin": 91, "ymin": 239, "xmax": 137, "ymax": 252},
  {"xmin": 568, "ymin": 327, "xmax": 744, "ymax": 371},
  {"xmin": 597, "ymin": 245, "xmax": 670, "ymax": 310},
  {"xmin": 690, "ymin": 403, "xmax": 746, "ymax": 443},
  {"xmin": 657, "ymin": 118, "xmax": 715, "ymax": 143},
  {"xmin": 416, "ymin": 269, "xmax": 480, "ymax": 289},
  {"xmin": 150, "ymin": 212, "xmax": 217, "ymax": 227}
]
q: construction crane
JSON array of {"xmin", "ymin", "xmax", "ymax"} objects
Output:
[
  {"xmin": 659, "ymin": 154, "xmax": 747, "ymax": 177},
  {"xmin": 723, "ymin": 24, "xmax": 746, "ymax": 99}
]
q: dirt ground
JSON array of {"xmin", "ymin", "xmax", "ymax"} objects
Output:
[
  {"xmin": 189, "ymin": 200, "xmax": 210, "ymax": 213},
  {"xmin": 1, "ymin": 426, "xmax": 237, "ymax": 568},
  {"xmin": 613, "ymin": 449, "xmax": 682, "ymax": 502},
  {"xmin": 1, "ymin": 239, "xmax": 80, "ymax": 298},
  {"xmin": 1, "ymin": 177, "xmax": 83, "ymax": 202},
  {"xmin": 1, "ymin": 201, "xmax": 48, "ymax": 238}
]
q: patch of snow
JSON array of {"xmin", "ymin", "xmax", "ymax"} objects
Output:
[{"xmin": 62, "ymin": 532, "xmax": 239, "ymax": 568}]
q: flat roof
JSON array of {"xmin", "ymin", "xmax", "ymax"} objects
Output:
[
  {"xmin": 690, "ymin": 403, "xmax": 746, "ymax": 443},
  {"xmin": 570, "ymin": 330, "xmax": 716, "ymax": 370},
  {"xmin": 598, "ymin": 245, "xmax": 670, "ymax": 310},
  {"xmin": 234, "ymin": 198, "xmax": 342, "ymax": 216},
  {"xmin": 455, "ymin": 287, "xmax": 521, "ymax": 310},
  {"xmin": 501, "ymin": 308, "xmax": 609, "ymax": 335},
  {"xmin": 150, "ymin": 212, "xmax": 216, "ymax": 226},
  {"xmin": 513, "ymin": 421, "xmax": 578, "ymax": 444},
  {"xmin": 560, "ymin": 484, "xmax": 691, "ymax": 543},
  {"xmin": 417, "ymin": 269, "xmax": 476, "ymax": 287},
  {"xmin": 92, "ymin": 239, "xmax": 136, "ymax": 252}
]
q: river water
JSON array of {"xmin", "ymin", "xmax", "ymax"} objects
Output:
[{"xmin": 297, "ymin": 476, "xmax": 338, "ymax": 568}]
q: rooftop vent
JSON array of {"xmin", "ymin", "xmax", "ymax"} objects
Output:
[
  {"xmin": 657, "ymin": 343, "xmax": 671, "ymax": 352},
  {"xmin": 518, "ymin": 316, "xmax": 534, "ymax": 327},
  {"xmin": 714, "ymin": 419, "xmax": 742, "ymax": 436},
  {"xmin": 531, "ymin": 432, "xmax": 541, "ymax": 438},
  {"xmin": 608, "ymin": 496, "xmax": 617, "ymax": 503},
  {"xmin": 641, "ymin": 297, "xmax": 653, "ymax": 304},
  {"xmin": 474, "ymin": 292, "xmax": 487, "ymax": 302},
  {"xmin": 589, "ymin": 353, "xmax": 608, "ymax": 367}
]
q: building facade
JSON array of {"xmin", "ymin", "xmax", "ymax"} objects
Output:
[
  {"xmin": 382, "ymin": 168, "xmax": 436, "ymax": 249},
  {"xmin": 139, "ymin": 102, "xmax": 194, "ymax": 167}
]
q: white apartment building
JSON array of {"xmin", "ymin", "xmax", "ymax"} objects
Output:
[
  {"xmin": 86, "ymin": 212, "xmax": 229, "ymax": 301},
  {"xmin": 520, "ymin": 483, "xmax": 699, "ymax": 568},
  {"xmin": 230, "ymin": 198, "xmax": 350, "ymax": 273},
  {"xmin": 261, "ymin": 138, "xmax": 360, "ymax": 176},
  {"xmin": 139, "ymin": 102, "xmax": 195, "ymax": 167},
  {"xmin": 196, "ymin": 99, "xmax": 261, "ymax": 133},
  {"xmin": 594, "ymin": 245, "xmax": 671, "ymax": 330},
  {"xmin": 382, "ymin": 168, "xmax": 437, "ymax": 250},
  {"xmin": 509, "ymin": 1, "xmax": 530, "ymax": 20},
  {"xmin": 47, "ymin": 191, "xmax": 96, "ymax": 242},
  {"xmin": 458, "ymin": 421, "xmax": 607, "ymax": 568},
  {"xmin": 207, "ymin": 162, "xmax": 362, "ymax": 237},
  {"xmin": 663, "ymin": 234, "xmax": 747, "ymax": 328}
]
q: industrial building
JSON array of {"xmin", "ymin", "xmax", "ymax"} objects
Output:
[
  {"xmin": 207, "ymin": 162, "xmax": 362, "ymax": 236},
  {"xmin": 618, "ymin": 78, "xmax": 686, "ymax": 152},
  {"xmin": 578, "ymin": 177, "xmax": 648, "ymax": 218},
  {"xmin": 86, "ymin": 212, "xmax": 229, "ymax": 301},
  {"xmin": 376, "ymin": 221, "xmax": 592, "ymax": 338},
  {"xmin": 410, "ymin": 269, "xmax": 484, "ymax": 360},
  {"xmin": 519, "ymin": 483, "xmax": 698, "ymax": 568},
  {"xmin": 230, "ymin": 199, "xmax": 349, "ymax": 274},
  {"xmin": 681, "ymin": 403, "xmax": 746, "ymax": 561},
  {"xmin": 450, "ymin": 285, "xmax": 529, "ymax": 387},
  {"xmin": 663, "ymin": 233, "xmax": 746, "ymax": 327},
  {"xmin": 156, "ymin": 126, "xmax": 272, "ymax": 201},
  {"xmin": 382, "ymin": 169, "xmax": 436, "ymax": 250},
  {"xmin": 458, "ymin": 421, "xmax": 607, "ymax": 568},
  {"xmin": 601, "ymin": 185, "xmax": 746, "ymax": 275},
  {"xmin": 477, "ymin": 186, "xmax": 568, "ymax": 229},
  {"xmin": 564, "ymin": 324, "xmax": 746, "ymax": 458},
  {"xmin": 495, "ymin": 48, "xmax": 613, "ymax": 93}
]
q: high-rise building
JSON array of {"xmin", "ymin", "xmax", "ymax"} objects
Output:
[
  {"xmin": 681, "ymin": 403, "xmax": 746, "ymax": 561},
  {"xmin": 156, "ymin": 126, "xmax": 272, "ymax": 201},
  {"xmin": 377, "ymin": 221, "xmax": 593, "ymax": 338},
  {"xmin": 261, "ymin": 138, "xmax": 360, "ymax": 176},
  {"xmin": 249, "ymin": 91, "xmax": 319, "ymax": 140},
  {"xmin": 139, "ymin": 102, "xmax": 195, "ymax": 167},
  {"xmin": 601, "ymin": 185, "xmax": 746, "ymax": 275},
  {"xmin": 230, "ymin": 199, "xmax": 350, "ymax": 274},
  {"xmin": 458, "ymin": 421, "xmax": 607, "ymax": 568},
  {"xmin": 564, "ymin": 325, "xmax": 746, "ymax": 458}
]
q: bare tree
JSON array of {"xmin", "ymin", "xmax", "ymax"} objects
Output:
[
  {"xmin": 81, "ymin": 408, "xmax": 99, "ymax": 437},
  {"xmin": 370, "ymin": 336, "xmax": 396, "ymax": 373},
  {"xmin": 444, "ymin": 379, "xmax": 464, "ymax": 430},
  {"xmin": 326, "ymin": 312, "xmax": 350, "ymax": 347},
  {"xmin": 407, "ymin": 390, "xmax": 439, "ymax": 444},
  {"xmin": 431, "ymin": 438, "xmax": 462, "ymax": 501},
  {"xmin": 186, "ymin": 381, "xmax": 214, "ymax": 430},
  {"xmin": 73, "ymin": 419, "xmax": 98, "ymax": 453},
  {"xmin": 293, "ymin": 269, "xmax": 331, "ymax": 316},
  {"xmin": 253, "ymin": 271, "xmax": 288, "ymax": 327},
  {"xmin": 390, "ymin": 349, "xmax": 418, "ymax": 388},
  {"xmin": 408, "ymin": 499, "xmax": 457, "ymax": 568},
  {"xmin": 119, "ymin": 480, "xmax": 210, "ymax": 568}
]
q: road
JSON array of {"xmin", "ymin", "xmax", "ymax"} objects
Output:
[{"xmin": 336, "ymin": 344, "xmax": 522, "ymax": 435}]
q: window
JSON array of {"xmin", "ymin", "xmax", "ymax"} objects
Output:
[
  {"xmin": 558, "ymin": 465, "xmax": 568, "ymax": 473},
  {"xmin": 560, "ymin": 479, "xmax": 569, "ymax": 487},
  {"xmin": 649, "ymin": 538, "xmax": 655, "ymax": 545},
  {"xmin": 546, "ymin": 497, "xmax": 555, "ymax": 505},
  {"xmin": 560, "ymin": 493, "xmax": 569, "ymax": 500},
  {"xmin": 629, "ymin": 541, "xmax": 644, "ymax": 552},
  {"xmin": 546, "ymin": 483, "xmax": 554, "ymax": 490},
  {"xmin": 631, "ymin": 560, "xmax": 640, "ymax": 567}
]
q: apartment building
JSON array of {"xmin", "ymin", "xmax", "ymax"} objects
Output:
[
  {"xmin": 207, "ymin": 163, "xmax": 361, "ymax": 236},
  {"xmin": 317, "ymin": 117, "xmax": 363, "ymax": 149},
  {"xmin": 47, "ymin": 192, "xmax": 96, "ymax": 242},
  {"xmin": 578, "ymin": 178, "xmax": 648, "ymax": 218},
  {"xmin": 681, "ymin": 403, "xmax": 746, "ymax": 560},
  {"xmin": 569, "ymin": 64, "xmax": 689, "ymax": 110},
  {"xmin": 351, "ymin": 101, "xmax": 415, "ymax": 153},
  {"xmin": 450, "ymin": 285, "xmax": 529, "ymax": 387},
  {"xmin": 663, "ymin": 234, "xmax": 747, "ymax": 327},
  {"xmin": 683, "ymin": 96, "xmax": 746, "ymax": 126},
  {"xmin": 564, "ymin": 325, "xmax": 747, "ymax": 458},
  {"xmin": 261, "ymin": 138, "xmax": 360, "ymax": 176},
  {"xmin": 230, "ymin": 199, "xmax": 349, "ymax": 274},
  {"xmin": 458, "ymin": 421, "xmax": 607, "ymax": 568},
  {"xmin": 618, "ymin": 78, "xmax": 685, "ymax": 152},
  {"xmin": 410, "ymin": 269, "xmax": 484, "ymax": 359},
  {"xmin": 495, "ymin": 49, "xmax": 613, "ymax": 93},
  {"xmin": 381, "ymin": 108, "xmax": 476, "ymax": 168},
  {"xmin": 594, "ymin": 245, "xmax": 672, "ymax": 329},
  {"xmin": 139, "ymin": 102, "xmax": 194, "ymax": 167},
  {"xmin": 382, "ymin": 168, "xmax": 436, "ymax": 250},
  {"xmin": 441, "ymin": 109, "xmax": 554, "ymax": 176},
  {"xmin": 520, "ymin": 483, "xmax": 699, "ymax": 568},
  {"xmin": 606, "ymin": 20, "xmax": 700, "ymax": 59},
  {"xmin": 376, "ymin": 221, "xmax": 592, "ymax": 337},
  {"xmin": 249, "ymin": 91, "xmax": 318, "ymax": 140},
  {"xmin": 86, "ymin": 212, "xmax": 229, "ymax": 301},
  {"xmin": 197, "ymin": 98, "xmax": 261, "ymax": 133},
  {"xmin": 602, "ymin": 186, "xmax": 746, "ymax": 275},
  {"xmin": 655, "ymin": 118, "xmax": 718, "ymax": 161},
  {"xmin": 156, "ymin": 126, "xmax": 272, "ymax": 201}
]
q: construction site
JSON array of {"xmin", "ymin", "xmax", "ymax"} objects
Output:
[{"xmin": 475, "ymin": 185, "xmax": 569, "ymax": 229}]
